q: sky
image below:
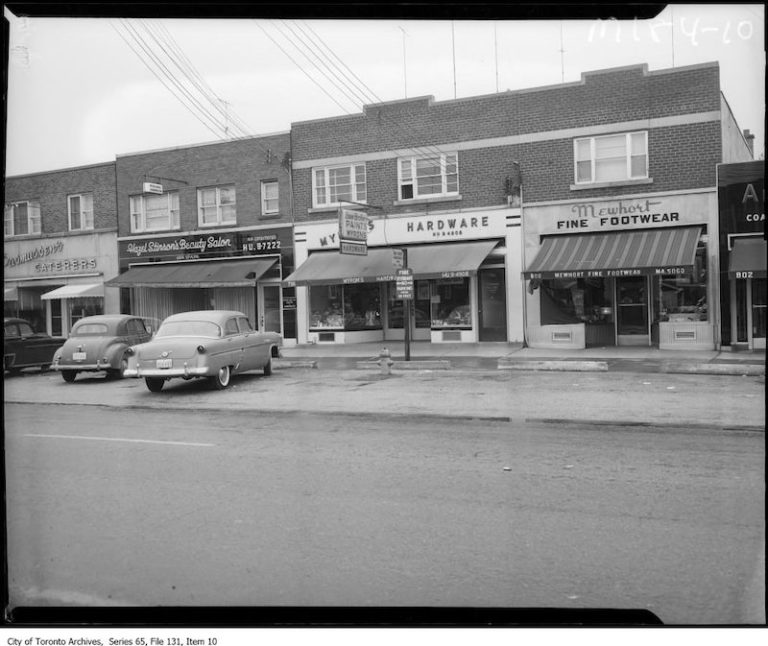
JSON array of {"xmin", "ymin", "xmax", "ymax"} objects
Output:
[{"xmin": 3, "ymin": 4, "xmax": 765, "ymax": 177}]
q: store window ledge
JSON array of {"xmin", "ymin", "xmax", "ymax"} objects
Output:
[
  {"xmin": 393, "ymin": 194, "xmax": 463, "ymax": 207},
  {"xmin": 308, "ymin": 205, "xmax": 368, "ymax": 214},
  {"xmin": 570, "ymin": 178, "xmax": 653, "ymax": 191}
]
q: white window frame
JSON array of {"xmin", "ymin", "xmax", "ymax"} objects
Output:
[
  {"xmin": 261, "ymin": 180, "xmax": 279, "ymax": 215},
  {"xmin": 398, "ymin": 152, "xmax": 459, "ymax": 200},
  {"xmin": 68, "ymin": 192, "xmax": 94, "ymax": 231},
  {"xmin": 312, "ymin": 163, "xmax": 367, "ymax": 209},
  {"xmin": 573, "ymin": 131, "xmax": 648, "ymax": 185},
  {"xmin": 197, "ymin": 185, "xmax": 237, "ymax": 227},
  {"xmin": 129, "ymin": 191, "xmax": 180, "ymax": 233},
  {"xmin": 4, "ymin": 200, "xmax": 41, "ymax": 237}
]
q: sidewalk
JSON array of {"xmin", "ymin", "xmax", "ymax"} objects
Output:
[{"xmin": 279, "ymin": 341, "xmax": 766, "ymax": 375}]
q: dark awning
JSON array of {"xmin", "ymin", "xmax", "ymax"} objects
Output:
[
  {"xmin": 728, "ymin": 237, "xmax": 767, "ymax": 278},
  {"xmin": 283, "ymin": 241, "xmax": 498, "ymax": 287},
  {"xmin": 105, "ymin": 258, "xmax": 278, "ymax": 288},
  {"xmin": 523, "ymin": 227, "xmax": 702, "ymax": 279}
]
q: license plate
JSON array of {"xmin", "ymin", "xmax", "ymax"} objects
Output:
[
  {"xmin": 72, "ymin": 352, "xmax": 87, "ymax": 361},
  {"xmin": 156, "ymin": 358, "xmax": 173, "ymax": 369}
]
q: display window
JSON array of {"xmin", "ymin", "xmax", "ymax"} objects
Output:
[
  {"xmin": 388, "ymin": 280, "xmax": 431, "ymax": 329},
  {"xmin": 655, "ymin": 241, "xmax": 708, "ymax": 322},
  {"xmin": 430, "ymin": 278, "xmax": 471, "ymax": 329},
  {"xmin": 309, "ymin": 284, "xmax": 382, "ymax": 331},
  {"xmin": 540, "ymin": 278, "xmax": 613, "ymax": 325}
]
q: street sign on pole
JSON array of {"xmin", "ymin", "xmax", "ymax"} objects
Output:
[
  {"xmin": 392, "ymin": 248, "xmax": 404, "ymax": 269},
  {"xmin": 395, "ymin": 268, "xmax": 414, "ymax": 300}
]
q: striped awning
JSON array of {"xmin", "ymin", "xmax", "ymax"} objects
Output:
[
  {"xmin": 728, "ymin": 237, "xmax": 766, "ymax": 279},
  {"xmin": 41, "ymin": 283, "xmax": 104, "ymax": 300},
  {"xmin": 105, "ymin": 258, "xmax": 278, "ymax": 288},
  {"xmin": 523, "ymin": 227, "xmax": 702, "ymax": 279}
]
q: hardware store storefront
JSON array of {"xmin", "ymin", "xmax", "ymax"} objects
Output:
[
  {"xmin": 106, "ymin": 226, "xmax": 296, "ymax": 340},
  {"xmin": 285, "ymin": 209, "xmax": 524, "ymax": 344},
  {"xmin": 522, "ymin": 191, "xmax": 718, "ymax": 350},
  {"xmin": 4, "ymin": 232, "xmax": 119, "ymax": 336}
]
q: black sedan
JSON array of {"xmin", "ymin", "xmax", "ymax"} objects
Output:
[{"xmin": 3, "ymin": 317, "xmax": 66, "ymax": 375}]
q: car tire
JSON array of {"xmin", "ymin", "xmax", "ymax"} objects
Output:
[
  {"xmin": 145, "ymin": 377, "xmax": 165, "ymax": 392},
  {"xmin": 61, "ymin": 370, "xmax": 77, "ymax": 383},
  {"xmin": 107, "ymin": 356, "xmax": 129, "ymax": 380},
  {"xmin": 263, "ymin": 356, "xmax": 273, "ymax": 376},
  {"xmin": 210, "ymin": 365, "xmax": 231, "ymax": 390}
]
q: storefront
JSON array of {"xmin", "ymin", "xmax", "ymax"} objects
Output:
[
  {"xmin": 106, "ymin": 226, "xmax": 295, "ymax": 339},
  {"xmin": 3, "ymin": 232, "xmax": 119, "ymax": 336},
  {"xmin": 284, "ymin": 209, "xmax": 523, "ymax": 344},
  {"xmin": 718, "ymin": 161, "xmax": 765, "ymax": 351},
  {"xmin": 522, "ymin": 191, "xmax": 718, "ymax": 350}
]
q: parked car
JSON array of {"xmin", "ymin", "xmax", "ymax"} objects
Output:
[
  {"xmin": 3, "ymin": 317, "xmax": 65, "ymax": 375},
  {"xmin": 124, "ymin": 310, "xmax": 282, "ymax": 392},
  {"xmin": 51, "ymin": 314, "xmax": 154, "ymax": 382}
]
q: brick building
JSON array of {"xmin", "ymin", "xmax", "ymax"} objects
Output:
[
  {"xmin": 4, "ymin": 162, "xmax": 120, "ymax": 336},
  {"xmin": 285, "ymin": 60, "xmax": 755, "ymax": 348},
  {"xmin": 105, "ymin": 133, "xmax": 297, "ymax": 340}
]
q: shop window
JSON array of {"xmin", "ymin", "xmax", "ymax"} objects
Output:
[
  {"xmin": 198, "ymin": 185, "xmax": 237, "ymax": 226},
  {"xmin": 69, "ymin": 298, "xmax": 103, "ymax": 326},
  {"xmin": 4, "ymin": 201, "xmax": 41, "ymax": 237},
  {"xmin": 574, "ymin": 131, "xmax": 648, "ymax": 185},
  {"xmin": 312, "ymin": 164, "xmax": 366, "ymax": 208},
  {"xmin": 388, "ymin": 280, "xmax": 431, "ymax": 329},
  {"xmin": 656, "ymin": 242, "xmax": 708, "ymax": 322},
  {"xmin": 431, "ymin": 278, "xmax": 471, "ymax": 328},
  {"xmin": 130, "ymin": 192, "xmax": 180, "ymax": 233},
  {"xmin": 261, "ymin": 180, "xmax": 279, "ymax": 215},
  {"xmin": 399, "ymin": 153, "xmax": 459, "ymax": 200},
  {"xmin": 68, "ymin": 193, "xmax": 94, "ymax": 231},
  {"xmin": 539, "ymin": 278, "xmax": 614, "ymax": 325},
  {"xmin": 309, "ymin": 284, "xmax": 382, "ymax": 331}
]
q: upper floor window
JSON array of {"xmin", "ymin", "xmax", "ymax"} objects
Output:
[
  {"xmin": 574, "ymin": 131, "xmax": 648, "ymax": 185},
  {"xmin": 312, "ymin": 164, "xmax": 366, "ymax": 208},
  {"xmin": 68, "ymin": 193, "xmax": 94, "ymax": 231},
  {"xmin": 398, "ymin": 153, "xmax": 459, "ymax": 200},
  {"xmin": 261, "ymin": 180, "xmax": 279, "ymax": 215},
  {"xmin": 4, "ymin": 201, "xmax": 41, "ymax": 237},
  {"xmin": 198, "ymin": 185, "xmax": 236, "ymax": 226},
  {"xmin": 130, "ymin": 191, "xmax": 180, "ymax": 233}
]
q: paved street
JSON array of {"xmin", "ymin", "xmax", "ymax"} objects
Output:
[{"xmin": 4, "ymin": 366, "xmax": 765, "ymax": 624}]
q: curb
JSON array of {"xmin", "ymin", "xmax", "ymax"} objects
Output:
[
  {"xmin": 660, "ymin": 363, "xmax": 765, "ymax": 376},
  {"xmin": 355, "ymin": 360, "xmax": 451, "ymax": 371},
  {"xmin": 497, "ymin": 360, "xmax": 608, "ymax": 372},
  {"xmin": 273, "ymin": 359, "xmax": 318, "ymax": 369}
]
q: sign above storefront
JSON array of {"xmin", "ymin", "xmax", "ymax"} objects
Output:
[{"xmin": 143, "ymin": 182, "xmax": 164, "ymax": 194}]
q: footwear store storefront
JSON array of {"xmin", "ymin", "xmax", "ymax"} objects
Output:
[
  {"xmin": 106, "ymin": 226, "xmax": 296, "ymax": 340},
  {"xmin": 717, "ymin": 161, "xmax": 765, "ymax": 351},
  {"xmin": 285, "ymin": 210, "xmax": 523, "ymax": 344},
  {"xmin": 522, "ymin": 191, "xmax": 718, "ymax": 350},
  {"xmin": 4, "ymin": 232, "xmax": 119, "ymax": 336}
]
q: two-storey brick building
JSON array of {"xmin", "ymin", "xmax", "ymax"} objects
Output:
[
  {"xmin": 105, "ymin": 133, "xmax": 297, "ymax": 341},
  {"xmin": 4, "ymin": 162, "xmax": 120, "ymax": 336}
]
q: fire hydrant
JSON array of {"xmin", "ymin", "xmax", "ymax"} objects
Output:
[{"xmin": 378, "ymin": 346, "xmax": 394, "ymax": 375}]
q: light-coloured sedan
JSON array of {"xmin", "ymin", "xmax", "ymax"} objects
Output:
[{"xmin": 124, "ymin": 310, "xmax": 282, "ymax": 392}]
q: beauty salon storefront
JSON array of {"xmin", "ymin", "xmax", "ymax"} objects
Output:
[
  {"xmin": 106, "ymin": 226, "xmax": 295, "ymax": 339},
  {"xmin": 285, "ymin": 209, "xmax": 524, "ymax": 345},
  {"xmin": 3, "ymin": 232, "xmax": 119, "ymax": 336},
  {"xmin": 522, "ymin": 190, "xmax": 718, "ymax": 350}
]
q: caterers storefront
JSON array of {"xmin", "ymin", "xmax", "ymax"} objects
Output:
[
  {"xmin": 3, "ymin": 232, "xmax": 119, "ymax": 336},
  {"xmin": 718, "ymin": 161, "xmax": 765, "ymax": 351},
  {"xmin": 106, "ymin": 226, "xmax": 295, "ymax": 339},
  {"xmin": 522, "ymin": 190, "xmax": 718, "ymax": 350},
  {"xmin": 284, "ymin": 209, "xmax": 523, "ymax": 344}
]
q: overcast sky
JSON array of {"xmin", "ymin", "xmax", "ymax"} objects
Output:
[{"xmin": 4, "ymin": 4, "xmax": 765, "ymax": 177}]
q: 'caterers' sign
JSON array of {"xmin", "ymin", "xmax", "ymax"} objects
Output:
[{"xmin": 530, "ymin": 192, "xmax": 713, "ymax": 235}]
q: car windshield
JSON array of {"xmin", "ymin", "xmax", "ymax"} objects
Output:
[
  {"xmin": 156, "ymin": 321, "xmax": 222, "ymax": 338},
  {"xmin": 72, "ymin": 323, "xmax": 109, "ymax": 336}
]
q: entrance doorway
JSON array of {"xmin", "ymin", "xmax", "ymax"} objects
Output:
[
  {"xmin": 258, "ymin": 284, "xmax": 282, "ymax": 334},
  {"xmin": 616, "ymin": 276, "xmax": 649, "ymax": 345},
  {"xmin": 478, "ymin": 268, "xmax": 507, "ymax": 341}
]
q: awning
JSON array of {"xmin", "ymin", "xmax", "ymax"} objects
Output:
[
  {"xmin": 523, "ymin": 227, "xmax": 702, "ymax": 279},
  {"xmin": 283, "ymin": 241, "xmax": 498, "ymax": 287},
  {"xmin": 728, "ymin": 237, "xmax": 766, "ymax": 279},
  {"xmin": 4, "ymin": 287, "xmax": 18, "ymax": 302},
  {"xmin": 105, "ymin": 258, "xmax": 278, "ymax": 288},
  {"xmin": 41, "ymin": 283, "xmax": 104, "ymax": 300}
]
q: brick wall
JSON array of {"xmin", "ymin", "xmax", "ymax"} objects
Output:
[
  {"xmin": 114, "ymin": 134, "xmax": 292, "ymax": 236},
  {"xmin": 4, "ymin": 162, "xmax": 117, "ymax": 236}
]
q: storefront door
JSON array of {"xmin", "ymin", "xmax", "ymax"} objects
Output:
[
  {"xmin": 732, "ymin": 277, "xmax": 766, "ymax": 350},
  {"xmin": 616, "ymin": 276, "xmax": 650, "ymax": 345},
  {"xmin": 478, "ymin": 268, "xmax": 507, "ymax": 342},
  {"xmin": 258, "ymin": 284, "xmax": 282, "ymax": 334}
]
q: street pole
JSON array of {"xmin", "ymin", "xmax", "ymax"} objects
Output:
[{"xmin": 403, "ymin": 248, "xmax": 411, "ymax": 361}]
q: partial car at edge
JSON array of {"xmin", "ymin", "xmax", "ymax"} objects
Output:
[
  {"xmin": 3, "ymin": 317, "xmax": 65, "ymax": 375},
  {"xmin": 124, "ymin": 310, "xmax": 282, "ymax": 392}
]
